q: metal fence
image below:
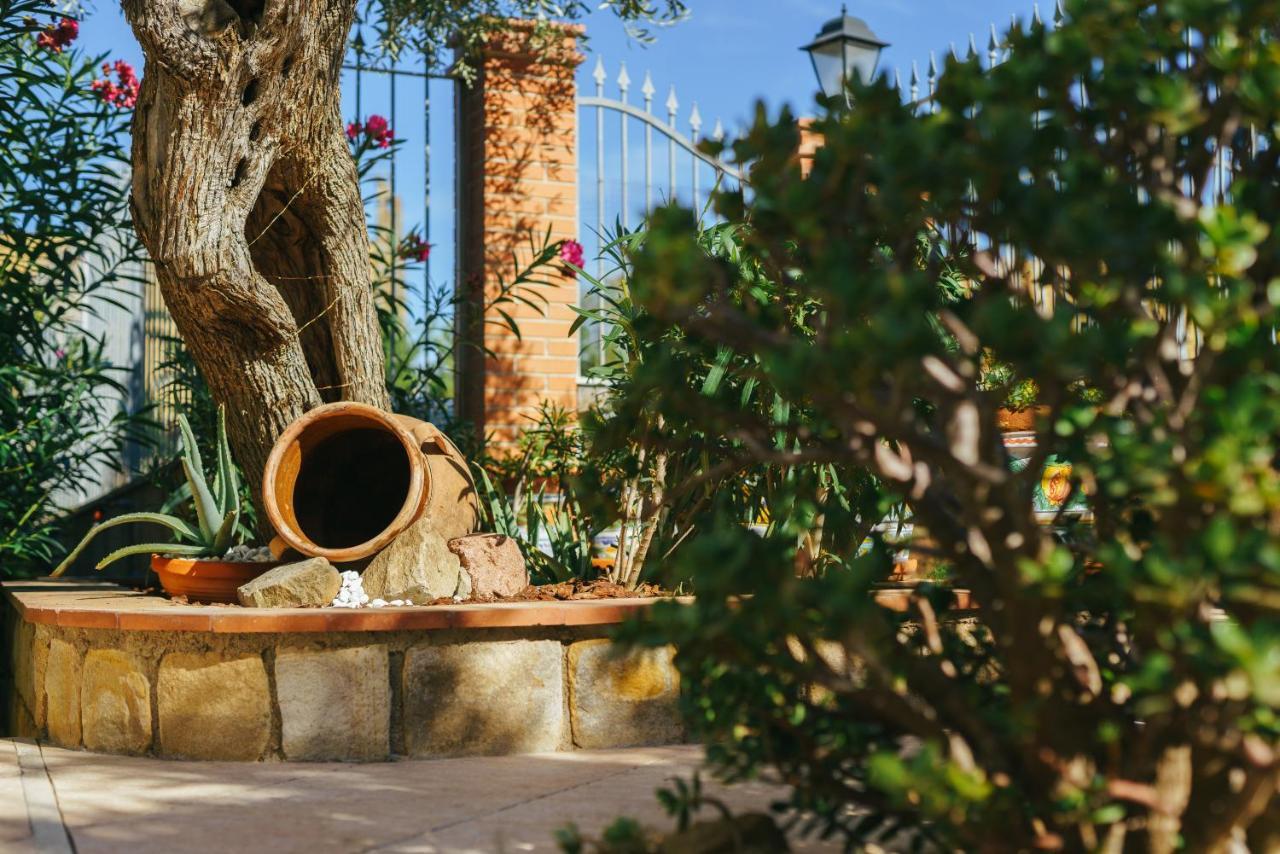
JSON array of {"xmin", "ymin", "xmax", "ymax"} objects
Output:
[
  {"xmin": 576, "ymin": 57, "xmax": 747, "ymax": 374},
  {"xmin": 877, "ymin": 0, "xmax": 1253, "ymax": 362}
]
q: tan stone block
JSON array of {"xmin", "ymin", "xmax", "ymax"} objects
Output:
[
  {"xmin": 568, "ymin": 640, "xmax": 682, "ymax": 750},
  {"xmin": 402, "ymin": 640, "xmax": 564, "ymax": 757},
  {"xmin": 275, "ymin": 645, "xmax": 389, "ymax": 761},
  {"xmin": 158, "ymin": 652, "xmax": 270, "ymax": 760},
  {"xmin": 44, "ymin": 637, "xmax": 82, "ymax": 748},
  {"xmin": 8, "ymin": 692, "xmax": 37, "ymax": 739},
  {"xmin": 11, "ymin": 619, "xmax": 49, "ymax": 728},
  {"xmin": 81, "ymin": 649, "xmax": 151, "ymax": 755}
]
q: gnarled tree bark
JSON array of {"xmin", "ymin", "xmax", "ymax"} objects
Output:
[{"xmin": 124, "ymin": 0, "xmax": 388, "ymax": 510}]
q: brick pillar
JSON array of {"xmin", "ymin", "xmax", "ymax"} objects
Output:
[
  {"xmin": 797, "ymin": 117, "xmax": 823, "ymax": 177},
  {"xmin": 456, "ymin": 21, "xmax": 584, "ymax": 448}
]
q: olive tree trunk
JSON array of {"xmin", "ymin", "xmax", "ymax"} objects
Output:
[{"xmin": 123, "ymin": 0, "xmax": 389, "ymax": 505}]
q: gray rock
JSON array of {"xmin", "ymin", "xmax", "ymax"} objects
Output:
[
  {"xmin": 448, "ymin": 533, "xmax": 529, "ymax": 598},
  {"xmin": 362, "ymin": 519, "xmax": 461, "ymax": 600},
  {"xmin": 237, "ymin": 557, "xmax": 340, "ymax": 608}
]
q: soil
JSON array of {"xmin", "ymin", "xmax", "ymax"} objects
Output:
[{"xmin": 423, "ymin": 579, "xmax": 668, "ymax": 605}]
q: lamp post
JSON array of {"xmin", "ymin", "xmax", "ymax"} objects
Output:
[{"xmin": 800, "ymin": 4, "xmax": 889, "ymax": 106}]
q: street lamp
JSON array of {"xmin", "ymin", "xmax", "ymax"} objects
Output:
[{"xmin": 800, "ymin": 4, "xmax": 889, "ymax": 104}]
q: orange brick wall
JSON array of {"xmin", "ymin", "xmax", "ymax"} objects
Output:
[
  {"xmin": 797, "ymin": 116, "xmax": 824, "ymax": 177},
  {"xmin": 455, "ymin": 22, "xmax": 584, "ymax": 449}
]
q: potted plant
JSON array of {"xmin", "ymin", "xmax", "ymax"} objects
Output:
[
  {"xmin": 977, "ymin": 355, "xmax": 1044, "ymax": 433},
  {"xmin": 51, "ymin": 406, "xmax": 274, "ymax": 603}
]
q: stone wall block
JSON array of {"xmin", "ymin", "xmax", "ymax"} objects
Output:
[
  {"xmin": 44, "ymin": 637, "xmax": 82, "ymax": 748},
  {"xmin": 567, "ymin": 639, "xmax": 682, "ymax": 750},
  {"xmin": 275, "ymin": 645, "xmax": 390, "ymax": 761},
  {"xmin": 157, "ymin": 652, "xmax": 270, "ymax": 760},
  {"xmin": 402, "ymin": 640, "xmax": 563, "ymax": 757},
  {"xmin": 81, "ymin": 649, "xmax": 152, "ymax": 755},
  {"xmin": 11, "ymin": 620, "xmax": 49, "ymax": 728}
]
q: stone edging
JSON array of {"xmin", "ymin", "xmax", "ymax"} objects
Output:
[{"xmin": 3, "ymin": 580, "xmax": 680, "ymax": 633}]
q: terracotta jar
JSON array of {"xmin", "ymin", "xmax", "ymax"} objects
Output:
[{"xmin": 262, "ymin": 402, "xmax": 478, "ymax": 564}]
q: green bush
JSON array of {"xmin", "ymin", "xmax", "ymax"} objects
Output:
[
  {"xmin": 0, "ymin": 1, "xmax": 149, "ymax": 576},
  {"xmin": 604, "ymin": 0, "xmax": 1280, "ymax": 849}
]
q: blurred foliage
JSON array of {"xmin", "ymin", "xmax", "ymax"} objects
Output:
[
  {"xmin": 475, "ymin": 403, "xmax": 601, "ymax": 584},
  {"xmin": 595, "ymin": 0, "xmax": 1280, "ymax": 849},
  {"xmin": 0, "ymin": 0, "xmax": 150, "ymax": 577},
  {"xmin": 573, "ymin": 225, "xmax": 883, "ymax": 589}
]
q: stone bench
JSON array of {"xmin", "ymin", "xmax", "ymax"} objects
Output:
[{"xmin": 2, "ymin": 580, "xmax": 684, "ymax": 762}]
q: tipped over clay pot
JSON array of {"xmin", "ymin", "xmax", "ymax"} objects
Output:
[{"xmin": 261, "ymin": 402, "xmax": 478, "ymax": 564}]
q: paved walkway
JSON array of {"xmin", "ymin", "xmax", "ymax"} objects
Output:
[{"xmin": 0, "ymin": 740, "xmax": 841, "ymax": 853}]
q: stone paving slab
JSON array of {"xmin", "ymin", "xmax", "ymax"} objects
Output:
[{"xmin": 2, "ymin": 739, "xmax": 842, "ymax": 853}]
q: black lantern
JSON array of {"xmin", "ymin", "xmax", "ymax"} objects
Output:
[{"xmin": 800, "ymin": 5, "xmax": 889, "ymax": 104}]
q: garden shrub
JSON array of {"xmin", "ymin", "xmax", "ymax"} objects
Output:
[
  {"xmin": 0, "ymin": 1, "xmax": 148, "ymax": 576},
  {"xmin": 601, "ymin": 0, "xmax": 1280, "ymax": 849}
]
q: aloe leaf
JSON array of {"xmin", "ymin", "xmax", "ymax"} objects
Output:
[
  {"xmin": 212, "ymin": 504, "xmax": 239, "ymax": 555},
  {"xmin": 50, "ymin": 512, "xmax": 198, "ymax": 577},
  {"xmin": 176, "ymin": 414, "xmax": 205, "ymax": 482},
  {"xmin": 96, "ymin": 541, "xmax": 212, "ymax": 570},
  {"xmin": 181, "ymin": 456, "xmax": 219, "ymax": 543},
  {"xmin": 178, "ymin": 413, "xmax": 219, "ymax": 539},
  {"xmin": 222, "ymin": 411, "xmax": 241, "ymax": 519},
  {"xmin": 212, "ymin": 409, "xmax": 228, "ymax": 511}
]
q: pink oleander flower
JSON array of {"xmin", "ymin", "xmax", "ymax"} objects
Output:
[
  {"xmin": 91, "ymin": 59, "xmax": 139, "ymax": 109},
  {"xmin": 55, "ymin": 348, "xmax": 66, "ymax": 359},
  {"xmin": 37, "ymin": 17, "xmax": 77, "ymax": 52},
  {"xmin": 363, "ymin": 114, "xmax": 393, "ymax": 148},
  {"xmin": 559, "ymin": 239, "xmax": 584, "ymax": 275},
  {"xmin": 346, "ymin": 115, "xmax": 394, "ymax": 149},
  {"xmin": 402, "ymin": 234, "xmax": 431, "ymax": 263}
]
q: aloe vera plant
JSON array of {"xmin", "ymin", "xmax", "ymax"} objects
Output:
[{"xmin": 51, "ymin": 406, "xmax": 242, "ymax": 575}]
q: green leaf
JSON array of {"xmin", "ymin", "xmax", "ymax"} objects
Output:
[
  {"xmin": 181, "ymin": 456, "xmax": 219, "ymax": 543},
  {"xmin": 95, "ymin": 541, "xmax": 212, "ymax": 571},
  {"xmin": 50, "ymin": 512, "xmax": 199, "ymax": 577},
  {"xmin": 212, "ymin": 504, "xmax": 239, "ymax": 555}
]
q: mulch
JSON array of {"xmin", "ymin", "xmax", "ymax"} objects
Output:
[{"xmin": 423, "ymin": 578, "xmax": 667, "ymax": 605}]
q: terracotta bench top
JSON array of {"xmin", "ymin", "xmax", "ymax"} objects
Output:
[{"xmin": 1, "ymin": 579, "xmax": 675, "ymax": 634}]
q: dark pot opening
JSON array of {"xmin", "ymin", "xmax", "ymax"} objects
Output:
[{"xmin": 291, "ymin": 427, "xmax": 412, "ymax": 550}]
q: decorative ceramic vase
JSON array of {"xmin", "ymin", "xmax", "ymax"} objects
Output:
[
  {"xmin": 262, "ymin": 402, "xmax": 478, "ymax": 564},
  {"xmin": 151, "ymin": 555, "xmax": 275, "ymax": 604}
]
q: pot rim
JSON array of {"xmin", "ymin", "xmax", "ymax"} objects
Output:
[
  {"xmin": 150, "ymin": 554, "xmax": 280, "ymax": 570},
  {"xmin": 261, "ymin": 402, "xmax": 430, "ymax": 563}
]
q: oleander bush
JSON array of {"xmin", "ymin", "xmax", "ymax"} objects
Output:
[
  {"xmin": 597, "ymin": 0, "xmax": 1280, "ymax": 849},
  {"xmin": 0, "ymin": 0, "xmax": 149, "ymax": 576}
]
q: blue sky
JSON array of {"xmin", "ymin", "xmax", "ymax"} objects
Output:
[{"xmin": 74, "ymin": 1, "xmax": 1041, "ymax": 296}]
